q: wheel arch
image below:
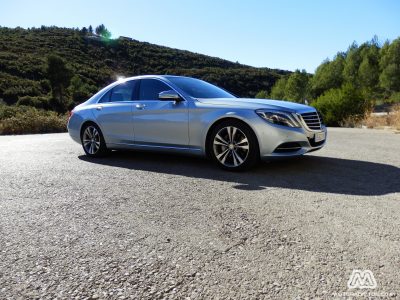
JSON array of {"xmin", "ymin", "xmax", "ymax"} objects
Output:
[
  {"xmin": 204, "ymin": 116, "xmax": 260, "ymax": 158},
  {"xmin": 80, "ymin": 120, "xmax": 101, "ymax": 139}
]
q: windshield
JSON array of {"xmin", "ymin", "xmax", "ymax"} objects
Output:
[{"xmin": 167, "ymin": 77, "xmax": 235, "ymax": 99}]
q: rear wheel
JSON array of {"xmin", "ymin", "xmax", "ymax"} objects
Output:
[
  {"xmin": 81, "ymin": 123, "xmax": 108, "ymax": 157},
  {"xmin": 208, "ymin": 120, "xmax": 259, "ymax": 171}
]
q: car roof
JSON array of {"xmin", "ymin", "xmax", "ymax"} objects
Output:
[{"xmin": 122, "ymin": 75, "xmax": 193, "ymax": 81}]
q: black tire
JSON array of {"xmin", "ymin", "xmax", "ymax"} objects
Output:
[
  {"xmin": 80, "ymin": 123, "xmax": 109, "ymax": 157},
  {"xmin": 207, "ymin": 119, "xmax": 259, "ymax": 171}
]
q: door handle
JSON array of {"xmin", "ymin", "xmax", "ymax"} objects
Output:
[
  {"xmin": 135, "ymin": 104, "xmax": 146, "ymax": 110},
  {"xmin": 96, "ymin": 106, "xmax": 103, "ymax": 111}
]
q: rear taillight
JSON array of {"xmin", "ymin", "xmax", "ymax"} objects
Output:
[{"xmin": 68, "ymin": 110, "xmax": 74, "ymax": 121}]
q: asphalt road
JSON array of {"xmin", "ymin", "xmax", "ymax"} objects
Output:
[{"xmin": 1, "ymin": 128, "xmax": 400, "ymax": 299}]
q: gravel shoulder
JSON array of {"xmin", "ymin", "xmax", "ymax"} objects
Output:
[{"xmin": 0, "ymin": 128, "xmax": 399, "ymax": 299}]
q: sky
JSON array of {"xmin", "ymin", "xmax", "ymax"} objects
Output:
[{"xmin": 1, "ymin": 0, "xmax": 399, "ymax": 73}]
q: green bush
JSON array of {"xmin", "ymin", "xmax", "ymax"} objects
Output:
[
  {"xmin": 0, "ymin": 104, "xmax": 67, "ymax": 134},
  {"xmin": 387, "ymin": 92, "xmax": 400, "ymax": 104},
  {"xmin": 312, "ymin": 83, "xmax": 369, "ymax": 126},
  {"xmin": 255, "ymin": 90, "xmax": 268, "ymax": 99},
  {"xmin": 0, "ymin": 104, "xmax": 30, "ymax": 119},
  {"xmin": 17, "ymin": 95, "xmax": 50, "ymax": 109}
]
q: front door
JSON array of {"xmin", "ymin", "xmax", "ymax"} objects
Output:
[{"xmin": 133, "ymin": 79, "xmax": 189, "ymax": 147}]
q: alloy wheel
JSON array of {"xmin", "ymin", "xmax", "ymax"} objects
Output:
[
  {"xmin": 213, "ymin": 126, "xmax": 249, "ymax": 167},
  {"xmin": 82, "ymin": 126, "xmax": 101, "ymax": 155}
]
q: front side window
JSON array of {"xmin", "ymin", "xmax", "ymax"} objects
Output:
[{"xmin": 139, "ymin": 79, "xmax": 172, "ymax": 100}]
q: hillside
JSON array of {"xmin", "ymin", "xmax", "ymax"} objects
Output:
[{"xmin": 0, "ymin": 26, "xmax": 289, "ymax": 106}]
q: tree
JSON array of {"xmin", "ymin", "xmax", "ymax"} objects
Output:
[
  {"xmin": 380, "ymin": 38, "xmax": 400, "ymax": 93},
  {"xmin": 358, "ymin": 44, "xmax": 380, "ymax": 99},
  {"xmin": 80, "ymin": 27, "xmax": 88, "ymax": 36},
  {"xmin": 95, "ymin": 24, "xmax": 111, "ymax": 39},
  {"xmin": 68, "ymin": 75, "xmax": 97, "ymax": 105},
  {"xmin": 102, "ymin": 28, "xmax": 112, "ymax": 40},
  {"xmin": 284, "ymin": 69, "xmax": 310, "ymax": 102},
  {"xmin": 310, "ymin": 54, "xmax": 345, "ymax": 98},
  {"xmin": 255, "ymin": 90, "xmax": 268, "ymax": 99},
  {"xmin": 341, "ymin": 39, "xmax": 381, "ymax": 97},
  {"xmin": 270, "ymin": 76, "xmax": 288, "ymax": 100},
  {"xmin": 88, "ymin": 25, "xmax": 93, "ymax": 35},
  {"xmin": 95, "ymin": 24, "xmax": 105, "ymax": 35},
  {"xmin": 269, "ymin": 70, "xmax": 310, "ymax": 102},
  {"xmin": 46, "ymin": 54, "xmax": 72, "ymax": 112},
  {"xmin": 343, "ymin": 42, "xmax": 362, "ymax": 85}
]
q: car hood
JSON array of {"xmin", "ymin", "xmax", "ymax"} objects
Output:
[{"xmin": 196, "ymin": 98, "xmax": 315, "ymax": 113}]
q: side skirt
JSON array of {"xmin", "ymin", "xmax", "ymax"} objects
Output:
[{"xmin": 107, "ymin": 142, "xmax": 204, "ymax": 156}]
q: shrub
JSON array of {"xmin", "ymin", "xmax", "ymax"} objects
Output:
[
  {"xmin": 312, "ymin": 83, "xmax": 369, "ymax": 126},
  {"xmin": 0, "ymin": 104, "xmax": 67, "ymax": 134},
  {"xmin": 255, "ymin": 90, "xmax": 268, "ymax": 99},
  {"xmin": 362, "ymin": 104, "xmax": 400, "ymax": 130},
  {"xmin": 390, "ymin": 105, "xmax": 400, "ymax": 130},
  {"xmin": 387, "ymin": 92, "xmax": 400, "ymax": 104},
  {"xmin": 17, "ymin": 95, "xmax": 50, "ymax": 110},
  {"xmin": 0, "ymin": 104, "xmax": 30, "ymax": 119}
]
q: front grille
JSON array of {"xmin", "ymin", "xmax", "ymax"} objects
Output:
[
  {"xmin": 317, "ymin": 111, "xmax": 324, "ymax": 124},
  {"xmin": 300, "ymin": 111, "xmax": 322, "ymax": 130}
]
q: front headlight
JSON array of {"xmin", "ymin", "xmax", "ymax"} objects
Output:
[{"xmin": 256, "ymin": 110, "xmax": 300, "ymax": 128}]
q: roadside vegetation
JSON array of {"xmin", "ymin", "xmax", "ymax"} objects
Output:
[
  {"xmin": 0, "ymin": 103, "xmax": 67, "ymax": 135},
  {"xmin": 361, "ymin": 105, "xmax": 400, "ymax": 130},
  {"xmin": 262, "ymin": 37, "xmax": 400, "ymax": 127}
]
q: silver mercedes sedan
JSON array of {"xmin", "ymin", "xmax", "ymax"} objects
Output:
[{"xmin": 68, "ymin": 75, "xmax": 327, "ymax": 170}]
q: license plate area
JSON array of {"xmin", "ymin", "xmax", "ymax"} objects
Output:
[{"xmin": 314, "ymin": 131, "xmax": 326, "ymax": 142}]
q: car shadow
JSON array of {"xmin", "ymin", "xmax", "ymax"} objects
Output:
[{"xmin": 78, "ymin": 151, "xmax": 400, "ymax": 196}]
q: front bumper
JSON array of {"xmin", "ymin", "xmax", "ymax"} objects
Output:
[{"xmin": 252, "ymin": 118, "xmax": 327, "ymax": 160}]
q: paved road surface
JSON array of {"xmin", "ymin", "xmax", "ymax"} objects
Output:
[{"xmin": 1, "ymin": 128, "xmax": 399, "ymax": 299}]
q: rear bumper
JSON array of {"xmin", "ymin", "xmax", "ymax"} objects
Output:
[{"xmin": 67, "ymin": 116, "xmax": 82, "ymax": 144}]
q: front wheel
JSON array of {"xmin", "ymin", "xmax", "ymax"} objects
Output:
[
  {"xmin": 81, "ymin": 123, "xmax": 109, "ymax": 157},
  {"xmin": 208, "ymin": 120, "xmax": 259, "ymax": 171}
]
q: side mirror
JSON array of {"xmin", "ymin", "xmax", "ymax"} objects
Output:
[{"xmin": 158, "ymin": 90, "xmax": 182, "ymax": 101}]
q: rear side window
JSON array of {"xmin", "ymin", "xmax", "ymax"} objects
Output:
[
  {"xmin": 99, "ymin": 80, "xmax": 137, "ymax": 103},
  {"xmin": 139, "ymin": 79, "xmax": 171, "ymax": 100},
  {"xmin": 110, "ymin": 80, "xmax": 137, "ymax": 102}
]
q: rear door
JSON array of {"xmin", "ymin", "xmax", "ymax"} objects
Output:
[{"xmin": 92, "ymin": 80, "xmax": 138, "ymax": 145}]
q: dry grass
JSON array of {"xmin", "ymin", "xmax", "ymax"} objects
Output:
[
  {"xmin": 339, "ymin": 115, "xmax": 364, "ymax": 128},
  {"xmin": 0, "ymin": 105, "xmax": 68, "ymax": 135},
  {"xmin": 362, "ymin": 104, "xmax": 400, "ymax": 131}
]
